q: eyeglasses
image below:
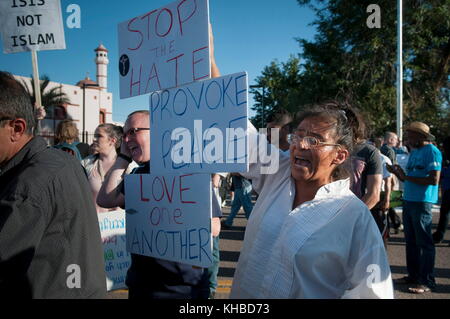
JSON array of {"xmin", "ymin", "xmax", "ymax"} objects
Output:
[
  {"xmin": 0, "ymin": 117, "xmax": 13, "ymax": 122},
  {"xmin": 287, "ymin": 134, "xmax": 341, "ymax": 149},
  {"xmin": 124, "ymin": 127, "xmax": 150, "ymax": 138}
]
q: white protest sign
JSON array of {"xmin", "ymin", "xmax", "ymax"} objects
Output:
[
  {"xmin": 0, "ymin": 0, "xmax": 66, "ymax": 54},
  {"xmin": 125, "ymin": 173, "xmax": 213, "ymax": 268},
  {"xmin": 150, "ymin": 71, "xmax": 248, "ymax": 173},
  {"xmin": 98, "ymin": 210, "xmax": 131, "ymax": 291},
  {"xmin": 117, "ymin": 0, "xmax": 210, "ymax": 99}
]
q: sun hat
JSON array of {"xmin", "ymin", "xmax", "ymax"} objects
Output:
[{"xmin": 405, "ymin": 121, "xmax": 435, "ymax": 141}]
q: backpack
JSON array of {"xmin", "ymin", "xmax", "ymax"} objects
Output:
[{"xmin": 54, "ymin": 142, "xmax": 83, "ymax": 161}]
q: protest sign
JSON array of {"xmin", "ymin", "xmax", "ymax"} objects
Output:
[
  {"xmin": 124, "ymin": 173, "xmax": 213, "ymax": 268},
  {"xmin": 0, "ymin": 0, "xmax": 66, "ymax": 54},
  {"xmin": 98, "ymin": 210, "xmax": 130, "ymax": 291},
  {"xmin": 117, "ymin": 0, "xmax": 210, "ymax": 99},
  {"xmin": 150, "ymin": 71, "xmax": 248, "ymax": 173}
]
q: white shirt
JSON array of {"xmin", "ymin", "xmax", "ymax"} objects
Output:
[
  {"xmin": 230, "ymin": 123, "xmax": 394, "ymax": 299},
  {"xmin": 380, "ymin": 154, "xmax": 392, "ymax": 192},
  {"xmin": 380, "ymin": 154, "xmax": 392, "ymax": 179}
]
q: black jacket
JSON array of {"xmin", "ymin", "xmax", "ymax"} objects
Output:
[{"xmin": 0, "ymin": 137, "xmax": 106, "ymax": 298}]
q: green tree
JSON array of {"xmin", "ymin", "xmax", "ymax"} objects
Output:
[
  {"xmin": 250, "ymin": 55, "xmax": 302, "ymax": 128},
  {"xmin": 252, "ymin": 0, "xmax": 450, "ymax": 142}
]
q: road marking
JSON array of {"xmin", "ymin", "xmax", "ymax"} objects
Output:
[
  {"xmin": 218, "ymin": 279, "xmax": 233, "ymax": 286},
  {"xmin": 216, "ymin": 286, "xmax": 231, "ymax": 293},
  {"xmin": 216, "ymin": 279, "xmax": 233, "ymax": 294},
  {"xmin": 217, "ymin": 279, "xmax": 232, "ymax": 293}
]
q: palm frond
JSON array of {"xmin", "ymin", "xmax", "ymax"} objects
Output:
[{"xmin": 22, "ymin": 74, "xmax": 71, "ymax": 108}]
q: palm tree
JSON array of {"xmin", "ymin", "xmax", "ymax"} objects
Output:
[
  {"xmin": 21, "ymin": 75, "xmax": 71, "ymax": 138},
  {"xmin": 21, "ymin": 74, "xmax": 71, "ymax": 114}
]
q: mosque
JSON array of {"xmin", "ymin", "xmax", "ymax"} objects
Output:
[{"xmin": 14, "ymin": 44, "xmax": 113, "ymax": 145}]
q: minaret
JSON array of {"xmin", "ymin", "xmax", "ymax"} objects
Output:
[{"xmin": 95, "ymin": 44, "xmax": 109, "ymax": 91}]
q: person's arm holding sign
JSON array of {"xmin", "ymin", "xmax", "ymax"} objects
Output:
[
  {"xmin": 211, "ymin": 23, "xmax": 285, "ymax": 193},
  {"xmin": 99, "ymin": 23, "xmax": 219, "ymax": 210},
  {"xmin": 209, "ymin": 25, "xmax": 221, "ymax": 237},
  {"xmin": 209, "ymin": 23, "xmax": 220, "ymax": 78}
]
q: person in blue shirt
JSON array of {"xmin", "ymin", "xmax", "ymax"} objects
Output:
[{"xmin": 388, "ymin": 122, "xmax": 442, "ymax": 294}]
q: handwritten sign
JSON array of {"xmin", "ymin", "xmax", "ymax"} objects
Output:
[
  {"xmin": 0, "ymin": 0, "xmax": 66, "ymax": 54},
  {"xmin": 150, "ymin": 71, "xmax": 248, "ymax": 173},
  {"xmin": 98, "ymin": 210, "xmax": 131, "ymax": 291},
  {"xmin": 124, "ymin": 173, "xmax": 213, "ymax": 268},
  {"xmin": 117, "ymin": 0, "xmax": 210, "ymax": 99}
]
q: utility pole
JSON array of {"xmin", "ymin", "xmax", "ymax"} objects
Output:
[{"xmin": 396, "ymin": 0, "xmax": 403, "ymax": 143}]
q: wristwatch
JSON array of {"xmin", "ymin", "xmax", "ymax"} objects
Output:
[{"xmin": 118, "ymin": 153, "xmax": 132, "ymax": 163}]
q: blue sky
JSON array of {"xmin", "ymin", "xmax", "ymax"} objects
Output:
[{"xmin": 0, "ymin": 0, "xmax": 316, "ymax": 123}]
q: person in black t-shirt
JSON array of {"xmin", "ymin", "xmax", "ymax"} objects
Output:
[{"xmin": 347, "ymin": 116, "xmax": 382, "ymax": 210}]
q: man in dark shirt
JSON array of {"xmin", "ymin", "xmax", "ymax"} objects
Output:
[
  {"xmin": 346, "ymin": 108, "xmax": 383, "ymax": 245},
  {"xmin": 0, "ymin": 71, "xmax": 106, "ymax": 298},
  {"xmin": 380, "ymin": 132, "xmax": 398, "ymax": 165},
  {"xmin": 350, "ymin": 142, "xmax": 383, "ymax": 209},
  {"xmin": 98, "ymin": 110, "xmax": 210, "ymax": 299},
  {"xmin": 343, "ymin": 106, "xmax": 382, "ymax": 209}
]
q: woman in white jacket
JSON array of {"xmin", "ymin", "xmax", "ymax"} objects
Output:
[{"xmin": 230, "ymin": 102, "xmax": 394, "ymax": 299}]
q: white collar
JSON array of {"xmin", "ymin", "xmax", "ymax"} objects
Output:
[{"xmin": 314, "ymin": 178, "xmax": 351, "ymax": 200}]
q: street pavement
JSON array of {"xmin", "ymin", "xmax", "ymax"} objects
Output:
[
  {"xmin": 107, "ymin": 203, "xmax": 450, "ymax": 299},
  {"xmin": 214, "ymin": 204, "xmax": 450, "ymax": 299}
]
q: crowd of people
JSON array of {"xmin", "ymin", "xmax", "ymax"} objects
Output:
[{"xmin": 1, "ymin": 29, "xmax": 449, "ymax": 299}]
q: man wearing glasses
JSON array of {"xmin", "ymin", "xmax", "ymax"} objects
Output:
[
  {"xmin": 0, "ymin": 71, "xmax": 106, "ymax": 298},
  {"xmin": 98, "ymin": 110, "xmax": 213, "ymax": 299},
  {"xmin": 98, "ymin": 26, "xmax": 222, "ymax": 299}
]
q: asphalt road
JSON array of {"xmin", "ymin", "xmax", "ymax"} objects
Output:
[
  {"xmin": 107, "ymin": 203, "xmax": 450, "ymax": 299},
  {"xmin": 214, "ymin": 204, "xmax": 450, "ymax": 299}
]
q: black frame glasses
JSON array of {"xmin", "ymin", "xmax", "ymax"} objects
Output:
[{"xmin": 124, "ymin": 127, "xmax": 150, "ymax": 138}]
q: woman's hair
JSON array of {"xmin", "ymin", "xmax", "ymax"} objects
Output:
[
  {"xmin": 266, "ymin": 109, "xmax": 293, "ymax": 127},
  {"xmin": 295, "ymin": 100, "xmax": 364, "ymax": 180},
  {"xmin": 97, "ymin": 123, "xmax": 123, "ymax": 149},
  {"xmin": 55, "ymin": 120, "xmax": 79, "ymax": 144}
]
